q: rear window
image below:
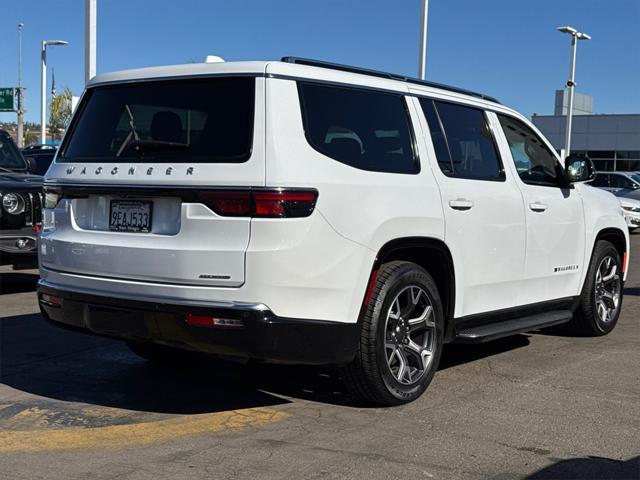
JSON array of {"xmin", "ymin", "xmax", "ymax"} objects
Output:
[
  {"xmin": 59, "ymin": 77, "xmax": 255, "ymax": 163},
  {"xmin": 298, "ymin": 83, "xmax": 418, "ymax": 174}
]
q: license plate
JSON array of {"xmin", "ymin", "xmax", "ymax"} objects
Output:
[{"xmin": 109, "ymin": 200, "xmax": 152, "ymax": 233}]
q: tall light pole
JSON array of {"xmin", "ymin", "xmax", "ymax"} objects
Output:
[
  {"xmin": 418, "ymin": 0, "xmax": 429, "ymax": 79},
  {"xmin": 557, "ymin": 26, "xmax": 591, "ymax": 158},
  {"xmin": 40, "ymin": 39, "xmax": 68, "ymax": 144},
  {"xmin": 85, "ymin": 0, "xmax": 97, "ymax": 84},
  {"xmin": 17, "ymin": 23, "xmax": 24, "ymax": 148}
]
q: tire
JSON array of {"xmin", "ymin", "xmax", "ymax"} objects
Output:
[
  {"xmin": 126, "ymin": 340, "xmax": 201, "ymax": 364},
  {"xmin": 569, "ymin": 240, "xmax": 624, "ymax": 336},
  {"xmin": 343, "ymin": 261, "xmax": 444, "ymax": 406}
]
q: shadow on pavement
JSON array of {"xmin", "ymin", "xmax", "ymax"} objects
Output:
[
  {"xmin": 0, "ymin": 312, "xmax": 530, "ymax": 411},
  {"xmin": 0, "ymin": 313, "xmax": 290, "ymax": 414},
  {"xmin": 0, "ymin": 271, "xmax": 39, "ymax": 295},
  {"xmin": 624, "ymin": 286, "xmax": 639, "ymax": 296},
  {"xmin": 439, "ymin": 335, "xmax": 530, "ymax": 370},
  {"xmin": 525, "ymin": 455, "xmax": 639, "ymax": 479}
]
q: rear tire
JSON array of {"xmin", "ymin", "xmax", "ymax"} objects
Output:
[
  {"xmin": 569, "ymin": 240, "xmax": 623, "ymax": 336},
  {"xmin": 126, "ymin": 341, "xmax": 201, "ymax": 364},
  {"xmin": 343, "ymin": 261, "xmax": 444, "ymax": 406}
]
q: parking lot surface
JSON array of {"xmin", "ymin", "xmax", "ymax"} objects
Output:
[{"xmin": 0, "ymin": 235, "xmax": 638, "ymax": 480}]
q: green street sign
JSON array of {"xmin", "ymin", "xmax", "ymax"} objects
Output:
[{"xmin": 0, "ymin": 88, "xmax": 15, "ymax": 112}]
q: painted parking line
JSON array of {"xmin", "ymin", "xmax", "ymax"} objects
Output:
[{"xmin": 0, "ymin": 407, "xmax": 288, "ymax": 453}]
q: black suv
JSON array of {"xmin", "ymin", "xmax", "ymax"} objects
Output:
[{"xmin": 0, "ymin": 130, "xmax": 43, "ymax": 269}]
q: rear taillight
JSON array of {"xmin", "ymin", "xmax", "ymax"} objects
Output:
[
  {"xmin": 40, "ymin": 293, "xmax": 63, "ymax": 307},
  {"xmin": 198, "ymin": 189, "xmax": 318, "ymax": 218}
]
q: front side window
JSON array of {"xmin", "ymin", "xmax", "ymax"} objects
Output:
[
  {"xmin": 610, "ymin": 174, "xmax": 638, "ymax": 189},
  {"xmin": 497, "ymin": 114, "xmax": 562, "ymax": 187},
  {"xmin": 59, "ymin": 77, "xmax": 255, "ymax": 163},
  {"xmin": 419, "ymin": 99, "xmax": 504, "ymax": 181},
  {"xmin": 298, "ymin": 83, "xmax": 418, "ymax": 174}
]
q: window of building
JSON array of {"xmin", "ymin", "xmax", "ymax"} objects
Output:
[
  {"xmin": 497, "ymin": 114, "xmax": 562, "ymax": 187},
  {"xmin": 587, "ymin": 151, "xmax": 615, "ymax": 159},
  {"xmin": 592, "ymin": 160, "xmax": 614, "ymax": 172},
  {"xmin": 298, "ymin": 83, "xmax": 418, "ymax": 174},
  {"xmin": 419, "ymin": 99, "xmax": 504, "ymax": 181}
]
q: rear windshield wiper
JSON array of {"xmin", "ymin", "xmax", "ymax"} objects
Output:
[
  {"xmin": 116, "ymin": 104, "xmax": 141, "ymax": 157},
  {"xmin": 123, "ymin": 139, "xmax": 190, "ymax": 154}
]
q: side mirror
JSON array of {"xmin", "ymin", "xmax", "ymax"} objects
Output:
[
  {"xmin": 565, "ymin": 155, "xmax": 595, "ymax": 183},
  {"xmin": 24, "ymin": 156, "xmax": 38, "ymax": 174}
]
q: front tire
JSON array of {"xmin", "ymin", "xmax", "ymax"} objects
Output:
[
  {"xmin": 570, "ymin": 240, "xmax": 624, "ymax": 336},
  {"xmin": 343, "ymin": 261, "xmax": 444, "ymax": 405}
]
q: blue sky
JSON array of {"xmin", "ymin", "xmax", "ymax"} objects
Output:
[{"xmin": 1, "ymin": 0, "xmax": 638, "ymax": 123}]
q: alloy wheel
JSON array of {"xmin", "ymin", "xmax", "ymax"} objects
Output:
[
  {"xmin": 594, "ymin": 256, "xmax": 621, "ymax": 323},
  {"xmin": 384, "ymin": 286, "xmax": 437, "ymax": 385}
]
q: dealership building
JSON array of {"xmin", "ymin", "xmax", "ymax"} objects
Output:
[{"xmin": 532, "ymin": 90, "xmax": 640, "ymax": 172}]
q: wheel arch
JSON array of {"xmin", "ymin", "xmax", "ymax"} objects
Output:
[
  {"xmin": 594, "ymin": 227, "xmax": 627, "ymax": 266},
  {"xmin": 367, "ymin": 237, "xmax": 456, "ymax": 342},
  {"xmin": 582, "ymin": 227, "xmax": 629, "ymax": 290}
]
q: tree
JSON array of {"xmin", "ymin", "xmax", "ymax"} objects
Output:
[{"xmin": 49, "ymin": 87, "xmax": 73, "ymax": 142}]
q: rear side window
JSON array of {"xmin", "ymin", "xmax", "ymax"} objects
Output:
[
  {"xmin": 0, "ymin": 134, "xmax": 26, "ymax": 170},
  {"xmin": 59, "ymin": 77, "xmax": 255, "ymax": 163},
  {"xmin": 298, "ymin": 83, "xmax": 418, "ymax": 174},
  {"xmin": 419, "ymin": 99, "xmax": 504, "ymax": 181}
]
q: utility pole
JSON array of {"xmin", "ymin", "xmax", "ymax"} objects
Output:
[
  {"xmin": 418, "ymin": 0, "xmax": 429, "ymax": 80},
  {"xmin": 17, "ymin": 23, "xmax": 24, "ymax": 148},
  {"xmin": 85, "ymin": 0, "xmax": 97, "ymax": 84},
  {"xmin": 40, "ymin": 41, "xmax": 47, "ymax": 144}
]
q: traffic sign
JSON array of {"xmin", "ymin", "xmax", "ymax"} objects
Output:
[{"xmin": 0, "ymin": 88, "xmax": 15, "ymax": 111}]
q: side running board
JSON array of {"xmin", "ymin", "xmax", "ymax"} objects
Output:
[{"xmin": 454, "ymin": 310, "xmax": 573, "ymax": 344}]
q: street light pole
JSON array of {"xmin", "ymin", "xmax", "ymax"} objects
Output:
[
  {"xmin": 557, "ymin": 26, "xmax": 591, "ymax": 158},
  {"xmin": 418, "ymin": 0, "xmax": 429, "ymax": 80},
  {"xmin": 40, "ymin": 41, "xmax": 46, "ymax": 144},
  {"xmin": 17, "ymin": 23, "xmax": 24, "ymax": 148},
  {"xmin": 85, "ymin": 0, "xmax": 97, "ymax": 84},
  {"xmin": 40, "ymin": 40, "xmax": 69, "ymax": 144}
]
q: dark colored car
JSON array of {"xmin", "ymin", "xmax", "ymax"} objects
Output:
[
  {"xmin": 22, "ymin": 145, "xmax": 57, "ymax": 176},
  {"xmin": 0, "ymin": 131, "xmax": 43, "ymax": 269},
  {"xmin": 591, "ymin": 171, "xmax": 640, "ymax": 201}
]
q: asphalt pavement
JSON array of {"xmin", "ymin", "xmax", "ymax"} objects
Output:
[{"xmin": 0, "ymin": 234, "xmax": 638, "ymax": 480}]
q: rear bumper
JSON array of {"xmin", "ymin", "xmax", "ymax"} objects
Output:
[{"xmin": 37, "ymin": 281, "xmax": 359, "ymax": 365}]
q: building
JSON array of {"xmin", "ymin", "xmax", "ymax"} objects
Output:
[{"xmin": 532, "ymin": 90, "xmax": 640, "ymax": 172}]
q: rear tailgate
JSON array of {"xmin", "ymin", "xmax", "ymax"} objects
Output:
[{"xmin": 41, "ymin": 74, "xmax": 265, "ymax": 287}]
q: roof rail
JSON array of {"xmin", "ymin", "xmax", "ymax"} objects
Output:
[{"xmin": 280, "ymin": 57, "xmax": 500, "ymax": 104}]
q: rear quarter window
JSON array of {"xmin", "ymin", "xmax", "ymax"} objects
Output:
[{"xmin": 298, "ymin": 83, "xmax": 419, "ymax": 174}]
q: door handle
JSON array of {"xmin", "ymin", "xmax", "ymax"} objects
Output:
[
  {"xmin": 449, "ymin": 199, "xmax": 474, "ymax": 211},
  {"xmin": 529, "ymin": 202, "xmax": 548, "ymax": 212}
]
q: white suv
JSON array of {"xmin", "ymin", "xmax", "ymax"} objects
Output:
[{"xmin": 39, "ymin": 58, "xmax": 630, "ymax": 405}]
